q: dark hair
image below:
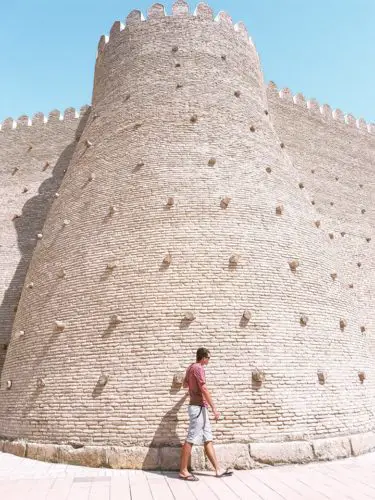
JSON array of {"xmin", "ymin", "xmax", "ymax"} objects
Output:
[{"xmin": 196, "ymin": 347, "xmax": 210, "ymax": 362}]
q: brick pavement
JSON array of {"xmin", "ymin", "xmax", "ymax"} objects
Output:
[{"xmin": 1, "ymin": 451, "xmax": 375, "ymax": 499}]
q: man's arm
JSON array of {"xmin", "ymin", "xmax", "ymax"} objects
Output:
[{"xmin": 201, "ymin": 384, "xmax": 220, "ymax": 420}]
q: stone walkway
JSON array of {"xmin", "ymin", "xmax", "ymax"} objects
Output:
[{"xmin": 1, "ymin": 451, "xmax": 375, "ymax": 499}]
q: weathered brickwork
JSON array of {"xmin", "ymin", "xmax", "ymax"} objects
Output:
[
  {"xmin": 0, "ymin": 1, "xmax": 374, "ymax": 469},
  {"xmin": 0, "ymin": 109, "xmax": 90, "ymax": 374}
]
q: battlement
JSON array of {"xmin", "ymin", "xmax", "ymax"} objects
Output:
[
  {"xmin": 96, "ymin": 1, "xmax": 255, "ymax": 59},
  {"xmin": 267, "ymin": 82, "xmax": 374, "ymax": 135},
  {"xmin": 0, "ymin": 106, "xmax": 90, "ymax": 133}
]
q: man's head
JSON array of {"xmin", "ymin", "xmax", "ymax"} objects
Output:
[{"xmin": 196, "ymin": 347, "xmax": 210, "ymax": 365}]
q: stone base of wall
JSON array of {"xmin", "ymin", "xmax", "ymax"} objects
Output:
[{"xmin": 0, "ymin": 433, "xmax": 374, "ymax": 470}]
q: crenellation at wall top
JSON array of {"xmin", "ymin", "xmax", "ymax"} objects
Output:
[
  {"xmin": 269, "ymin": 83, "xmax": 374, "ymax": 135},
  {"xmin": 96, "ymin": 2, "xmax": 254, "ymax": 59},
  {"xmin": 0, "ymin": 105, "xmax": 90, "ymax": 133}
]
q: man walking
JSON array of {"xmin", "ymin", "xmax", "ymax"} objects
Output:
[{"xmin": 179, "ymin": 347, "xmax": 234, "ymax": 481}]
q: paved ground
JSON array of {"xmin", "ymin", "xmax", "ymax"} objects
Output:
[{"xmin": 1, "ymin": 451, "xmax": 375, "ymax": 499}]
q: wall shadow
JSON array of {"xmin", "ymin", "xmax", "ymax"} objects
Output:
[
  {"xmin": 143, "ymin": 393, "xmax": 188, "ymax": 469},
  {"xmin": 0, "ymin": 110, "xmax": 91, "ymax": 380}
]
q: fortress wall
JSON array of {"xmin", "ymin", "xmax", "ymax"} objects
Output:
[
  {"xmin": 267, "ymin": 86, "xmax": 375, "ymax": 352},
  {"xmin": 0, "ymin": 2, "xmax": 374, "ymax": 466},
  {"xmin": 0, "ymin": 110, "xmax": 88, "ymax": 375}
]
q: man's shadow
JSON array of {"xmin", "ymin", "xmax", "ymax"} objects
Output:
[
  {"xmin": 0, "ymin": 109, "xmax": 90, "ymax": 379},
  {"xmin": 143, "ymin": 393, "xmax": 188, "ymax": 470}
]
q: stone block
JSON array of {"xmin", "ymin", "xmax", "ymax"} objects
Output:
[
  {"xmin": 58, "ymin": 445, "xmax": 106, "ymax": 467},
  {"xmin": 0, "ymin": 440, "xmax": 4, "ymax": 452},
  {"xmin": 160, "ymin": 446, "xmax": 181, "ymax": 470},
  {"xmin": 312, "ymin": 436, "xmax": 351, "ymax": 461},
  {"xmin": 3, "ymin": 440, "xmax": 26, "ymax": 457},
  {"xmin": 206, "ymin": 444, "xmax": 255, "ymax": 470},
  {"xmin": 26, "ymin": 443, "xmax": 60, "ymax": 462},
  {"xmin": 350, "ymin": 432, "xmax": 375, "ymax": 456},
  {"xmin": 191, "ymin": 445, "xmax": 205, "ymax": 470},
  {"xmin": 250, "ymin": 441, "xmax": 313, "ymax": 465},
  {"xmin": 107, "ymin": 446, "xmax": 159, "ymax": 469}
]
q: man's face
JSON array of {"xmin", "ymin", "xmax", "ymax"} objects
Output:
[{"xmin": 203, "ymin": 355, "xmax": 210, "ymax": 366}]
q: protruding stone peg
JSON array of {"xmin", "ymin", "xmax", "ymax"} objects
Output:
[
  {"xmin": 289, "ymin": 260, "xmax": 299, "ymax": 272},
  {"xmin": 6, "ymin": 380, "xmax": 12, "ymax": 390},
  {"xmin": 16, "ymin": 330, "xmax": 25, "ymax": 339},
  {"xmin": 329, "ymin": 233, "xmax": 334, "ymax": 240},
  {"xmin": 109, "ymin": 205, "xmax": 118, "ymax": 216},
  {"xmin": 89, "ymin": 173, "xmax": 96, "ymax": 181},
  {"xmin": 173, "ymin": 371, "xmax": 184, "ymax": 386},
  {"xmin": 243, "ymin": 310, "xmax": 252, "ymax": 321},
  {"xmin": 171, "ymin": 45, "xmax": 179, "ymax": 53},
  {"xmin": 107, "ymin": 261, "xmax": 118, "ymax": 271},
  {"xmin": 63, "ymin": 219, "xmax": 70, "ymax": 227},
  {"xmin": 98, "ymin": 374, "xmax": 108, "ymax": 386},
  {"xmin": 366, "ymin": 238, "xmax": 371, "ymax": 243},
  {"xmin": 110, "ymin": 314, "xmax": 123, "ymax": 325},
  {"xmin": 314, "ymin": 220, "xmax": 321, "ymax": 228},
  {"xmin": 190, "ymin": 114, "xmax": 198, "ymax": 124},
  {"xmin": 299, "ymin": 182, "xmax": 304, "ymax": 189},
  {"xmin": 54, "ymin": 193, "xmax": 59, "ymax": 198},
  {"xmin": 37, "ymin": 233, "xmax": 43, "ymax": 240},
  {"xmin": 23, "ymin": 187, "xmax": 28, "ymax": 193},
  {"xmin": 166, "ymin": 197, "xmax": 174, "ymax": 207},
  {"xmin": 341, "ymin": 232, "xmax": 346, "ymax": 237},
  {"xmin": 12, "ymin": 214, "xmax": 20, "ymax": 221},
  {"xmin": 208, "ymin": 158, "xmax": 216, "ymax": 166},
  {"xmin": 339, "ymin": 319, "xmax": 347, "ymax": 331},
  {"xmin": 220, "ymin": 197, "xmax": 231, "ymax": 209},
  {"xmin": 184, "ymin": 311, "xmax": 196, "ymax": 322},
  {"xmin": 360, "ymin": 326, "xmax": 366, "ymax": 333},
  {"xmin": 12, "ymin": 167, "xmax": 19, "ymax": 175},
  {"xmin": 85, "ymin": 139, "xmax": 93, "ymax": 147},
  {"xmin": 58, "ymin": 269, "xmax": 66, "ymax": 278},
  {"xmin": 317, "ymin": 370, "xmax": 326, "ymax": 385},
  {"xmin": 229, "ymin": 254, "xmax": 240, "ymax": 265},
  {"xmin": 43, "ymin": 162, "xmax": 50, "ymax": 171},
  {"xmin": 252, "ymin": 369, "xmax": 265, "ymax": 384},
  {"xmin": 234, "ymin": 90, "xmax": 241, "ymax": 98},
  {"xmin": 358, "ymin": 371, "xmax": 366, "ymax": 383},
  {"xmin": 300, "ymin": 315, "xmax": 308, "ymax": 326},
  {"xmin": 330, "ymin": 272, "xmax": 337, "ymax": 281},
  {"xmin": 54, "ymin": 320, "xmax": 66, "ymax": 331},
  {"xmin": 27, "ymin": 282, "xmax": 34, "ymax": 289},
  {"xmin": 276, "ymin": 205, "xmax": 284, "ymax": 215},
  {"xmin": 163, "ymin": 252, "xmax": 172, "ymax": 266},
  {"xmin": 250, "ymin": 125, "xmax": 256, "ymax": 132},
  {"xmin": 361, "ymin": 208, "xmax": 366, "ymax": 214},
  {"xmin": 266, "ymin": 167, "xmax": 272, "ymax": 174},
  {"xmin": 280, "ymin": 142, "xmax": 285, "ymax": 148},
  {"xmin": 37, "ymin": 378, "xmax": 45, "ymax": 389}
]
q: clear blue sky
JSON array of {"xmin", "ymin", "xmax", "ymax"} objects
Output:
[{"xmin": 0, "ymin": 1, "xmax": 374, "ymax": 123}]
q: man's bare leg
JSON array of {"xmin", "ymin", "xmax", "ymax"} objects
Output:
[
  {"xmin": 179, "ymin": 441, "xmax": 193, "ymax": 477},
  {"xmin": 204, "ymin": 441, "xmax": 220, "ymax": 474}
]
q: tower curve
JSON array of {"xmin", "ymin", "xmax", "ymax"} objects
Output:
[{"xmin": 0, "ymin": 1, "xmax": 374, "ymax": 469}]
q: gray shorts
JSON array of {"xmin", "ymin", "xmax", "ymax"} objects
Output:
[{"xmin": 186, "ymin": 405, "xmax": 213, "ymax": 445}]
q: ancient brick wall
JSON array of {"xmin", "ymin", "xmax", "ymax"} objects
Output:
[
  {"xmin": 268, "ymin": 85, "xmax": 375, "ymax": 354},
  {"xmin": 0, "ymin": 109, "xmax": 89, "ymax": 375},
  {"xmin": 0, "ymin": 1, "xmax": 374, "ymax": 469}
]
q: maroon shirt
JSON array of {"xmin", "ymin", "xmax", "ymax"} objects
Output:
[{"xmin": 184, "ymin": 363, "xmax": 208, "ymax": 407}]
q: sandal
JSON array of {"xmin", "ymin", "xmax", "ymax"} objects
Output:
[
  {"xmin": 179, "ymin": 473, "xmax": 199, "ymax": 482},
  {"xmin": 216, "ymin": 468, "xmax": 234, "ymax": 478}
]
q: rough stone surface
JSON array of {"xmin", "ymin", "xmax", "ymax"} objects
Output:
[
  {"xmin": 107, "ymin": 446, "xmax": 159, "ymax": 469},
  {"xmin": 350, "ymin": 432, "xmax": 375, "ymax": 456},
  {"xmin": 26, "ymin": 443, "xmax": 60, "ymax": 462},
  {"xmin": 159, "ymin": 446, "xmax": 181, "ymax": 470},
  {"xmin": 3, "ymin": 440, "xmax": 26, "ymax": 458},
  {"xmin": 250, "ymin": 441, "xmax": 314, "ymax": 465},
  {"xmin": 312, "ymin": 436, "xmax": 351, "ymax": 461},
  {"xmin": 0, "ymin": 2, "xmax": 375, "ymax": 468},
  {"xmin": 206, "ymin": 444, "xmax": 255, "ymax": 470},
  {"xmin": 58, "ymin": 445, "xmax": 106, "ymax": 467}
]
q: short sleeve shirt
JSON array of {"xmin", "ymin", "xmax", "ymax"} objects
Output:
[{"xmin": 185, "ymin": 363, "xmax": 208, "ymax": 407}]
